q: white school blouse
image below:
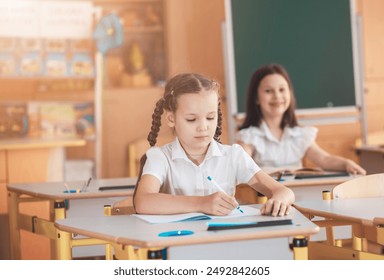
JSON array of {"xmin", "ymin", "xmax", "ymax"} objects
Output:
[
  {"xmin": 142, "ymin": 138, "xmax": 260, "ymax": 196},
  {"xmin": 236, "ymin": 121, "xmax": 317, "ymax": 171}
]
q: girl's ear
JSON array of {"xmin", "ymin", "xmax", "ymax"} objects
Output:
[{"xmin": 165, "ymin": 111, "xmax": 175, "ymax": 127}]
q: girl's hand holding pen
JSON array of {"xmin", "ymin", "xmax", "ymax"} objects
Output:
[
  {"xmin": 201, "ymin": 192, "xmax": 238, "ymax": 216},
  {"xmin": 206, "ymin": 176, "xmax": 243, "ymax": 214}
]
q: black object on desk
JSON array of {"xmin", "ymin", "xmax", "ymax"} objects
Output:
[
  {"xmin": 98, "ymin": 185, "xmax": 135, "ymax": 191},
  {"xmin": 207, "ymin": 219, "xmax": 293, "ymax": 231},
  {"xmin": 294, "ymin": 172, "xmax": 349, "ymax": 180}
]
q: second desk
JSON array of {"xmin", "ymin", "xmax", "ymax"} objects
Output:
[
  {"xmin": 236, "ymin": 173, "xmax": 359, "ymax": 203},
  {"xmin": 7, "ymin": 177, "xmax": 136, "ymax": 259}
]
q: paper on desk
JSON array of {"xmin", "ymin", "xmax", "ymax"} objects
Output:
[{"xmin": 133, "ymin": 205, "xmax": 261, "ymax": 224}]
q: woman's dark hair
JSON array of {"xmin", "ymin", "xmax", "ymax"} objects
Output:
[
  {"xmin": 133, "ymin": 73, "xmax": 222, "ymax": 212},
  {"xmin": 238, "ymin": 64, "xmax": 298, "ymax": 130}
]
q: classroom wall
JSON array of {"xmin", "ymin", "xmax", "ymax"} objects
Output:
[
  {"xmin": 1, "ymin": 0, "xmax": 383, "ymax": 179},
  {"xmin": 102, "ymin": 0, "xmax": 384, "ymax": 177},
  {"xmin": 359, "ymin": 0, "xmax": 384, "ymax": 133},
  {"xmin": 165, "ymin": 0, "xmax": 228, "ymax": 142}
]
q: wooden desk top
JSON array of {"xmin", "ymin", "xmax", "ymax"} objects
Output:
[
  {"xmin": 55, "ymin": 206, "xmax": 319, "ymax": 248},
  {"xmin": 7, "ymin": 177, "xmax": 136, "ymax": 200},
  {"xmin": 0, "ymin": 137, "xmax": 86, "ymax": 150},
  {"xmin": 294, "ymin": 197, "xmax": 384, "ymax": 227}
]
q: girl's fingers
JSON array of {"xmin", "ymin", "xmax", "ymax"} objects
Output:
[
  {"xmin": 261, "ymin": 199, "xmax": 291, "ymax": 216},
  {"xmin": 278, "ymin": 204, "xmax": 287, "ymax": 216},
  {"xmin": 218, "ymin": 192, "xmax": 238, "ymax": 209},
  {"xmin": 285, "ymin": 205, "xmax": 291, "ymax": 215},
  {"xmin": 263, "ymin": 199, "xmax": 274, "ymax": 215}
]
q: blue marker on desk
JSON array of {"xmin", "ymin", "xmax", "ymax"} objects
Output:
[
  {"xmin": 207, "ymin": 176, "xmax": 244, "ymax": 213},
  {"xmin": 158, "ymin": 230, "xmax": 194, "ymax": 237}
]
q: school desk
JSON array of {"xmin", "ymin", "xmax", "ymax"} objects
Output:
[
  {"xmin": 54, "ymin": 206, "xmax": 319, "ymax": 260},
  {"xmin": 7, "ymin": 177, "xmax": 136, "ymax": 260},
  {"xmin": 236, "ymin": 173, "xmax": 360, "ymax": 204},
  {"xmin": 294, "ymin": 197, "xmax": 384, "ymax": 259},
  {"xmin": 355, "ymin": 145, "xmax": 384, "ymax": 175}
]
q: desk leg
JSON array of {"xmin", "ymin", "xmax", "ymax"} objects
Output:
[
  {"xmin": 147, "ymin": 248, "xmax": 166, "ymax": 259},
  {"xmin": 292, "ymin": 236, "xmax": 308, "ymax": 260},
  {"xmin": 104, "ymin": 205, "xmax": 114, "ymax": 260},
  {"xmin": 54, "ymin": 201, "xmax": 67, "ymax": 259},
  {"xmin": 56, "ymin": 230, "xmax": 72, "ymax": 260},
  {"xmin": 8, "ymin": 191, "xmax": 21, "ymax": 260},
  {"xmin": 352, "ymin": 224, "xmax": 366, "ymax": 251},
  {"xmin": 54, "ymin": 201, "xmax": 66, "ymax": 220}
]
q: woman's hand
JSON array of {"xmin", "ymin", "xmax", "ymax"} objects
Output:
[{"xmin": 200, "ymin": 192, "xmax": 238, "ymax": 216}]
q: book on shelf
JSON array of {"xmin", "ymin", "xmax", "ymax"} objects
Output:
[
  {"xmin": 26, "ymin": 101, "xmax": 95, "ymax": 139},
  {"xmin": 39, "ymin": 102, "xmax": 76, "ymax": 137},
  {"xmin": 133, "ymin": 205, "xmax": 260, "ymax": 224}
]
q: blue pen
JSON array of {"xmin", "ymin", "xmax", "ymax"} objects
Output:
[{"xmin": 207, "ymin": 176, "xmax": 244, "ymax": 213}]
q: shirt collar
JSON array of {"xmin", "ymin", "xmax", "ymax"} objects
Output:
[
  {"xmin": 260, "ymin": 121, "xmax": 279, "ymax": 143},
  {"xmin": 171, "ymin": 137, "xmax": 223, "ymax": 161},
  {"xmin": 260, "ymin": 121, "xmax": 301, "ymax": 142}
]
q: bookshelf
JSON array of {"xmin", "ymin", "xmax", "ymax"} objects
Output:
[{"xmin": 0, "ymin": 1, "xmax": 97, "ymax": 180}]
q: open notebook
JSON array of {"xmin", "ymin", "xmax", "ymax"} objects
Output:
[{"xmin": 133, "ymin": 205, "xmax": 260, "ymax": 224}]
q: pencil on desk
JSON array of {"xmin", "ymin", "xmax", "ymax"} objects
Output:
[
  {"xmin": 86, "ymin": 177, "xmax": 92, "ymax": 189},
  {"xmin": 81, "ymin": 177, "xmax": 92, "ymax": 192}
]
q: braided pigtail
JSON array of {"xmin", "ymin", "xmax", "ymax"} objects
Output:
[
  {"xmin": 135, "ymin": 93, "xmax": 170, "ymax": 213},
  {"xmin": 147, "ymin": 98, "xmax": 165, "ymax": 147},
  {"xmin": 132, "ymin": 153, "xmax": 147, "ymax": 213},
  {"xmin": 214, "ymin": 99, "xmax": 223, "ymax": 143}
]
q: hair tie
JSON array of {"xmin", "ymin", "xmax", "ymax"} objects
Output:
[{"xmin": 170, "ymin": 90, "xmax": 174, "ymax": 96}]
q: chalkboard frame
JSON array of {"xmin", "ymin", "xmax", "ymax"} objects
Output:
[{"xmin": 223, "ymin": 0, "xmax": 362, "ymax": 120}]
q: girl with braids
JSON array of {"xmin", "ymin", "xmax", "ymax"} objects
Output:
[{"xmin": 134, "ymin": 72, "xmax": 294, "ymax": 217}]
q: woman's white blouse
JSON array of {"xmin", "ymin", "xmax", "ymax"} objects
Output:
[
  {"xmin": 236, "ymin": 121, "xmax": 317, "ymax": 171},
  {"xmin": 142, "ymin": 138, "xmax": 260, "ymax": 196}
]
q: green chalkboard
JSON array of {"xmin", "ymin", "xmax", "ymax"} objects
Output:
[{"xmin": 229, "ymin": 0, "xmax": 357, "ymax": 113}]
